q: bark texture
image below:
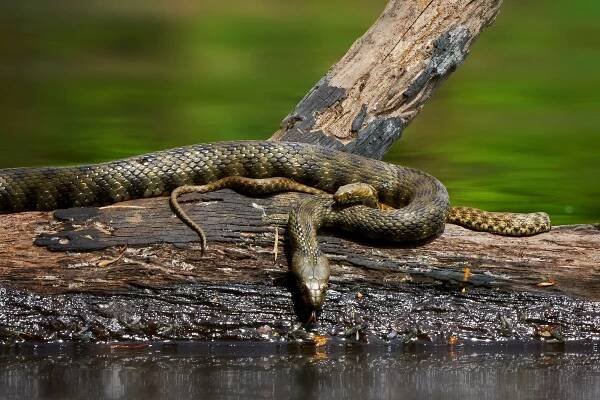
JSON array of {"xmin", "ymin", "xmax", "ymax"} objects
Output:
[
  {"xmin": 272, "ymin": 0, "xmax": 503, "ymax": 159},
  {"xmin": 1, "ymin": 191, "xmax": 599, "ymax": 343}
]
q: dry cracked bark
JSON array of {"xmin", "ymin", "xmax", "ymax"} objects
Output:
[
  {"xmin": 272, "ymin": 0, "xmax": 504, "ymax": 158},
  {"xmin": 1, "ymin": 191, "xmax": 599, "ymax": 343},
  {"xmin": 3, "ymin": 0, "xmax": 599, "ymax": 344}
]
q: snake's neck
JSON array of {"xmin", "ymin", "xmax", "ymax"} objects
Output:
[{"xmin": 287, "ymin": 197, "xmax": 332, "ymax": 310}]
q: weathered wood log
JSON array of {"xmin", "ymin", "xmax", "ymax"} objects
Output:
[
  {"xmin": 1, "ymin": 190, "xmax": 599, "ymax": 342},
  {"xmin": 272, "ymin": 0, "xmax": 503, "ymax": 158},
  {"xmin": 3, "ymin": 0, "xmax": 599, "ymax": 344}
]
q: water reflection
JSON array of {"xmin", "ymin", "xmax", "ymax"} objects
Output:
[{"xmin": 1, "ymin": 342, "xmax": 600, "ymax": 400}]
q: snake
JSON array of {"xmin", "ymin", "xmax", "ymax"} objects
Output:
[{"xmin": 0, "ymin": 140, "xmax": 551, "ymax": 318}]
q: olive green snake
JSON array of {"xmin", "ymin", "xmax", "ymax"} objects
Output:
[{"xmin": 0, "ymin": 141, "xmax": 551, "ymax": 317}]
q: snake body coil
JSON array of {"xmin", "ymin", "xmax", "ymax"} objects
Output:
[
  {"xmin": 0, "ymin": 140, "xmax": 550, "ymax": 314},
  {"xmin": 0, "ymin": 141, "xmax": 451, "ymax": 240}
]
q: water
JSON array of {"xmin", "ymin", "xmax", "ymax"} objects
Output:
[{"xmin": 2, "ymin": 342, "xmax": 600, "ymax": 400}]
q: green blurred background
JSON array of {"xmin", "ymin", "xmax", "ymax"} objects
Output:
[{"xmin": 0, "ymin": 0, "xmax": 598, "ymax": 224}]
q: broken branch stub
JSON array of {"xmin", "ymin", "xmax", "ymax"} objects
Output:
[{"xmin": 272, "ymin": 0, "xmax": 503, "ymax": 159}]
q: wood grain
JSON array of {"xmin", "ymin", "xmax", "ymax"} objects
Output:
[{"xmin": 1, "ymin": 191, "xmax": 598, "ymax": 342}]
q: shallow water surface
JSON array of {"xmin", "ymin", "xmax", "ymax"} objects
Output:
[{"xmin": 1, "ymin": 342, "xmax": 600, "ymax": 400}]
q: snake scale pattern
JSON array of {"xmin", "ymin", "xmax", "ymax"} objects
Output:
[{"xmin": 0, "ymin": 141, "xmax": 551, "ymax": 314}]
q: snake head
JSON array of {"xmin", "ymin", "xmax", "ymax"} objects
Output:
[{"xmin": 291, "ymin": 251, "xmax": 330, "ymax": 312}]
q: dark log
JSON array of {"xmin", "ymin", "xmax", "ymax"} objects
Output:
[{"xmin": 1, "ymin": 190, "xmax": 599, "ymax": 343}]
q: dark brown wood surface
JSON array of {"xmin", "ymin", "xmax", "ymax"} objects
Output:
[{"xmin": 1, "ymin": 190, "xmax": 599, "ymax": 343}]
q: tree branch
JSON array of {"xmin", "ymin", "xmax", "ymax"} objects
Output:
[{"xmin": 272, "ymin": 0, "xmax": 503, "ymax": 159}]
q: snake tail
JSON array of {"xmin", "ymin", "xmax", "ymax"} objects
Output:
[
  {"xmin": 447, "ymin": 206, "xmax": 551, "ymax": 236},
  {"xmin": 170, "ymin": 176, "xmax": 328, "ymax": 252}
]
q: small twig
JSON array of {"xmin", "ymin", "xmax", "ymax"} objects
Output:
[
  {"xmin": 273, "ymin": 227, "xmax": 279, "ymax": 262},
  {"xmin": 99, "ymin": 205, "xmax": 147, "ymax": 210},
  {"xmin": 97, "ymin": 245, "xmax": 128, "ymax": 268}
]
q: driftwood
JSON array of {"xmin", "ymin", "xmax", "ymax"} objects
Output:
[
  {"xmin": 272, "ymin": 0, "xmax": 504, "ymax": 159},
  {"xmin": 2, "ymin": 0, "xmax": 599, "ymax": 344},
  {"xmin": 1, "ymin": 191, "xmax": 599, "ymax": 343}
]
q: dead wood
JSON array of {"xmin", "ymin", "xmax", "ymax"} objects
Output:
[
  {"xmin": 272, "ymin": 0, "xmax": 504, "ymax": 159},
  {"xmin": 1, "ymin": 191, "xmax": 599, "ymax": 342}
]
